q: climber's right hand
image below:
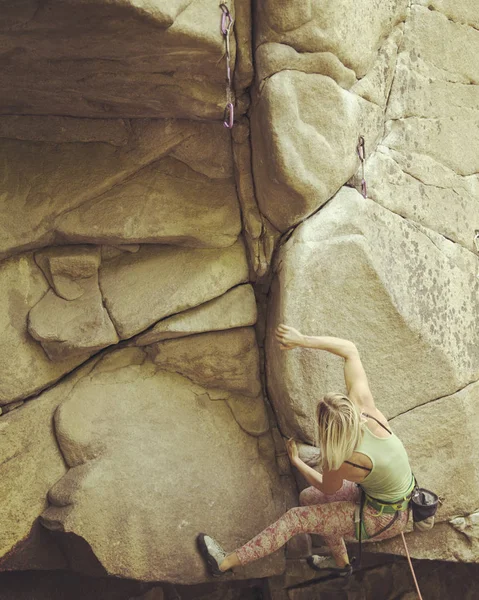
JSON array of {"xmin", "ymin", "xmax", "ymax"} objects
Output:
[{"xmin": 276, "ymin": 324, "xmax": 304, "ymax": 350}]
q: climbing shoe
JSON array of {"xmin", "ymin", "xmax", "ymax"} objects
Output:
[
  {"xmin": 197, "ymin": 533, "xmax": 228, "ymax": 577},
  {"xmin": 307, "ymin": 555, "xmax": 353, "ymax": 577}
]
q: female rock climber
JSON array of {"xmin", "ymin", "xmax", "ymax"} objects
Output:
[{"xmin": 197, "ymin": 324, "xmax": 415, "ymax": 578}]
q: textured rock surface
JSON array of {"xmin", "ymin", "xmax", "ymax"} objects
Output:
[
  {"xmin": 41, "ymin": 349, "xmax": 288, "ymax": 583},
  {"xmin": 0, "ymin": 120, "xmax": 239, "ymax": 261},
  {"xmin": 148, "ymin": 328, "xmax": 262, "ymax": 397},
  {"xmin": 135, "ymin": 285, "xmax": 257, "ymax": 345},
  {"xmin": 251, "ymin": 70, "xmax": 383, "ymax": 231},
  {"xmin": 0, "ymin": 361, "xmax": 98, "ymax": 560},
  {"xmin": 0, "ymin": 254, "xmax": 86, "ymax": 404},
  {"xmin": 365, "ymin": 5, "xmax": 479, "ymax": 253},
  {"xmin": 1, "ymin": 0, "xmax": 479, "ymax": 593},
  {"xmin": 56, "ymin": 156, "xmax": 241, "ymax": 249},
  {"xmin": 99, "ymin": 240, "xmax": 249, "ymax": 339},
  {"xmin": 0, "ymin": 0, "xmax": 239, "ymax": 119},
  {"xmin": 29, "ymin": 247, "xmax": 119, "ymax": 360},
  {"xmin": 250, "ymin": 0, "xmax": 409, "ymax": 230},
  {"xmin": 267, "ymin": 188, "xmax": 479, "ymax": 441},
  {"xmin": 255, "ymin": 0, "xmax": 408, "ymax": 77}
]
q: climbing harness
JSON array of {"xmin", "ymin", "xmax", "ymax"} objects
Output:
[
  {"xmin": 354, "ymin": 480, "xmax": 414, "ymax": 560},
  {"xmin": 220, "ymin": 3, "xmax": 234, "ymax": 129},
  {"xmin": 357, "ymin": 136, "xmax": 367, "ymax": 198}
]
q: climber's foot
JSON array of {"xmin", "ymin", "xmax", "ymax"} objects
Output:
[
  {"xmin": 307, "ymin": 555, "xmax": 352, "ymax": 577},
  {"xmin": 197, "ymin": 533, "xmax": 229, "ymax": 577}
]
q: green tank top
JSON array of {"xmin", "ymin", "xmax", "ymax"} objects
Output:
[{"xmin": 355, "ymin": 424, "xmax": 413, "ymax": 502}]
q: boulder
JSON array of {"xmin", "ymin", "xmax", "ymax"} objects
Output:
[
  {"xmin": 41, "ymin": 350, "xmax": 289, "ymax": 583},
  {"xmin": 226, "ymin": 394, "xmax": 269, "ymax": 437},
  {"xmin": 255, "ymin": 43, "xmax": 356, "ymax": 89},
  {"xmin": 251, "ymin": 70, "xmax": 383, "ymax": 231},
  {"xmin": 135, "ymin": 285, "xmax": 257, "ymax": 345},
  {"xmin": 56, "ymin": 156, "xmax": 241, "ymax": 249},
  {"xmin": 99, "ymin": 239, "xmax": 249, "ymax": 339},
  {"xmin": 0, "ymin": 253, "xmax": 86, "ymax": 405},
  {"xmin": 266, "ymin": 188, "xmax": 479, "ymax": 442},
  {"xmin": 35, "ymin": 246, "xmax": 101, "ymax": 300},
  {"xmin": 0, "ymin": 119, "xmax": 237, "ymax": 261},
  {"xmin": 28, "ymin": 247, "xmax": 119, "ymax": 361},
  {"xmin": 148, "ymin": 328, "xmax": 262, "ymax": 398},
  {"xmin": 255, "ymin": 0, "xmax": 409, "ymax": 78},
  {"xmin": 0, "ymin": 0, "xmax": 235, "ymax": 119},
  {"xmin": 0, "ymin": 361, "xmax": 99, "ymax": 562}
]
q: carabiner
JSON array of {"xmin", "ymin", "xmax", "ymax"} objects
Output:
[
  {"xmin": 220, "ymin": 3, "xmax": 233, "ymax": 35},
  {"xmin": 361, "ymin": 178, "xmax": 367, "ymax": 199},
  {"xmin": 357, "ymin": 136, "xmax": 366, "ymax": 161},
  {"xmin": 223, "ymin": 102, "xmax": 234, "ymax": 129}
]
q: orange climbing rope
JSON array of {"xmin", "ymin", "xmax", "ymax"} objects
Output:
[{"xmin": 401, "ymin": 532, "xmax": 424, "ymax": 600}]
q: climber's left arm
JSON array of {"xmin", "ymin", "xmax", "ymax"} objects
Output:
[{"xmin": 286, "ymin": 439, "xmax": 343, "ymax": 494}]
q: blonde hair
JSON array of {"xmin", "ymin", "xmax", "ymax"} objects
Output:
[{"xmin": 317, "ymin": 393, "xmax": 364, "ymax": 471}]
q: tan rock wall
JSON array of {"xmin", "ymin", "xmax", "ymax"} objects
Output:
[
  {"xmin": 0, "ymin": 1, "xmax": 294, "ymax": 583},
  {"xmin": 259, "ymin": 0, "xmax": 479, "ymax": 571},
  {"xmin": 1, "ymin": 0, "xmax": 478, "ymax": 596}
]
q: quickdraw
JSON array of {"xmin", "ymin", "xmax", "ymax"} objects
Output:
[
  {"xmin": 220, "ymin": 3, "xmax": 235, "ymax": 129},
  {"xmin": 357, "ymin": 136, "xmax": 367, "ymax": 198}
]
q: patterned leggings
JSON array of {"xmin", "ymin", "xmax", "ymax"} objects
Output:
[{"xmin": 235, "ymin": 481, "xmax": 408, "ymax": 565}]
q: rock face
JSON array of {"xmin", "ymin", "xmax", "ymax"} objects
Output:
[
  {"xmin": 0, "ymin": 253, "xmax": 85, "ymax": 404},
  {"xmin": 1, "ymin": 0, "xmax": 479, "ymax": 597},
  {"xmin": 0, "ymin": 1, "xmax": 244, "ymax": 119},
  {"xmin": 267, "ymin": 188, "xmax": 479, "ymax": 440},
  {"xmin": 0, "ymin": 361, "xmax": 98, "ymax": 561},
  {"xmin": 41, "ymin": 348, "xmax": 286, "ymax": 584},
  {"xmin": 134, "ymin": 285, "xmax": 257, "ymax": 344},
  {"xmin": 29, "ymin": 246, "xmax": 119, "ymax": 360},
  {"xmin": 266, "ymin": 188, "xmax": 479, "ymax": 562},
  {"xmin": 0, "ymin": 120, "xmax": 240, "ymax": 261},
  {"xmin": 148, "ymin": 328, "xmax": 262, "ymax": 397},
  {"xmin": 259, "ymin": 0, "xmax": 479, "ymax": 571},
  {"xmin": 251, "ymin": 0, "xmax": 407, "ymax": 231},
  {"xmin": 99, "ymin": 240, "xmax": 249, "ymax": 339}
]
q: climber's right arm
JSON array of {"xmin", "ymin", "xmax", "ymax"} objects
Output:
[
  {"xmin": 275, "ymin": 325, "xmax": 375, "ymax": 410},
  {"xmin": 276, "ymin": 325, "xmax": 355, "ymax": 358}
]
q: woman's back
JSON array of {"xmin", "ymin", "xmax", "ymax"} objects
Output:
[{"xmin": 354, "ymin": 417, "xmax": 414, "ymax": 502}]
